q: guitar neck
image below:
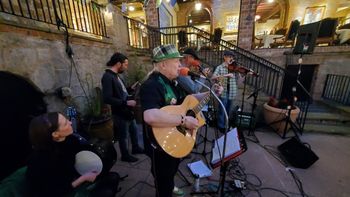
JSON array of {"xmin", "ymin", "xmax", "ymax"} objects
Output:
[{"xmin": 193, "ymin": 93, "xmax": 211, "ymax": 114}]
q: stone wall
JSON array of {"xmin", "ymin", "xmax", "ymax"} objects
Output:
[
  {"xmin": 0, "ymin": 4, "xmax": 139, "ymax": 114},
  {"xmin": 252, "ymin": 46, "xmax": 350, "ymax": 100}
]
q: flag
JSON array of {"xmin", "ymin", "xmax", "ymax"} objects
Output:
[
  {"xmin": 170, "ymin": 0, "xmax": 177, "ymax": 6},
  {"xmin": 156, "ymin": 0, "xmax": 162, "ymax": 8}
]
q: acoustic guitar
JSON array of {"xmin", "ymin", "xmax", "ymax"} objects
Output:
[{"xmin": 152, "ymin": 93, "xmax": 211, "ymax": 158}]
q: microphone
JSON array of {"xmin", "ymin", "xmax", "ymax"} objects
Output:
[{"xmin": 179, "ymin": 67, "xmax": 206, "ymax": 79}]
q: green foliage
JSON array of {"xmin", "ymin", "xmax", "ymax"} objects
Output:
[
  {"xmin": 83, "ymin": 74, "xmax": 111, "ymax": 122},
  {"xmin": 88, "ymin": 87, "xmax": 103, "ymax": 118},
  {"xmin": 127, "ymin": 64, "xmax": 147, "ymax": 85}
]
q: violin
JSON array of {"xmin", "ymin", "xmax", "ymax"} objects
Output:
[
  {"xmin": 228, "ymin": 60, "xmax": 238, "ymax": 73},
  {"xmin": 227, "ymin": 60, "xmax": 258, "ymax": 76}
]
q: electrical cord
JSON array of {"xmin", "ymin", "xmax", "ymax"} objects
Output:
[
  {"xmin": 226, "ymin": 149, "xmax": 311, "ymax": 197},
  {"xmin": 261, "ymin": 143, "xmax": 310, "ymax": 197},
  {"xmin": 52, "ymin": 0, "xmax": 90, "ymax": 107}
]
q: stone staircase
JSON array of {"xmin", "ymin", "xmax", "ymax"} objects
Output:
[{"xmin": 303, "ymin": 100, "xmax": 350, "ymax": 135}]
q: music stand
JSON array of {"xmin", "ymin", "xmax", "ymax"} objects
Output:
[
  {"xmin": 192, "ymin": 81, "xmax": 247, "ymax": 196},
  {"xmin": 277, "ymin": 21, "xmax": 320, "ymax": 138}
]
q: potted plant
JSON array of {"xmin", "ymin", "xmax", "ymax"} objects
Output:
[
  {"xmin": 263, "ymin": 97, "xmax": 300, "ymax": 135},
  {"xmin": 82, "ymin": 86, "xmax": 114, "ymax": 141}
]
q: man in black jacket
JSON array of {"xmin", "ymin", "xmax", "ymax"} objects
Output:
[{"xmin": 101, "ymin": 52, "xmax": 144, "ymax": 162}]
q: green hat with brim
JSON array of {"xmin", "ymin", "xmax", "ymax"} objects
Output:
[{"xmin": 152, "ymin": 44, "xmax": 183, "ymax": 62}]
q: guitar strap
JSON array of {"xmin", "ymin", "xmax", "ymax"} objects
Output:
[{"xmin": 158, "ymin": 76, "xmax": 177, "ymax": 105}]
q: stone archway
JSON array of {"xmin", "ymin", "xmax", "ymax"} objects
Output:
[
  {"xmin": 183, "ymin": 1, "xmax": 213, "ymax": 32},
  {"xmin": 0, "ymin": 71, "xmax": 47, "ymax": 180}
]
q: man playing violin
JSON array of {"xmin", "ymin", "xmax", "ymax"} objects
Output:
[{"xmin": 211, "ymin": 50, "xmax": 239, "ymax": 133}]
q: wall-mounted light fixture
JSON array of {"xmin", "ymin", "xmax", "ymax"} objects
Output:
[
  {"xmin": 255, "ymin": 15, "xmax": 261, "ymax": 21},
  {"xmin": 267, "ymin": 0, "xmax": 274, "ymax": 3},
  {"xmin": 195, "ymin": 1, "xmax": 202, "ymax": 11},
  {"xmin": 129, "ymin": 6, "xmax": 135, "ymax": 11}
]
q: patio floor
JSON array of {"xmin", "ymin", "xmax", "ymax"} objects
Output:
[{"xmin": 110, "ymin": 126, "xmax": 350, "ymax": 197}]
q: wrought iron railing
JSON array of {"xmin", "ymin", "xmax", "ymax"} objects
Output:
[
  {"xmin": 0, "ymin": 0, "xmax": 107, "ymax": 37},
  {"xmin": 322, "ymin": 74, "xmax": 350, "ymax": 105},
  {"xmin": 124, "ymin": 17, "xmax": 284, "ymax": 97},
  {"xmin": 124, "ymin": 16, "xmax": 311, "ymax": 133}
]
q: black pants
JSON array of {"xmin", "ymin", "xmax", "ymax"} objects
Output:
[
  {"xmin": 150, "ymin": 149, "xmax": 180, "ymax": 197},
  {"xmin": 112, "ymin": 115, "xmax": 140, "ymax": 157}
]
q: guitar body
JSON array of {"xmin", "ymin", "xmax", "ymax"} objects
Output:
[{"xmin": 152, "ymin": 95, "xmax": 206, "ymax": 158}]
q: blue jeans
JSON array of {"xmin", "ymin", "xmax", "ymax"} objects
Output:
[
  {"xmin": 112, "ymin": 115, "xmax": 140, "ymax": 157},
  {"xmin": 217, "ymin": 97, "xmax": 232, "ymax": 130}
]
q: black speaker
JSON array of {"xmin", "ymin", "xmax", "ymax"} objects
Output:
[
  {"xmin": 278, "ymin": 137, "xmax": 319, "ymax": 169},
  {"xmin": 293, "ymin": 21, "xmax": 321, "ymax": 54}
]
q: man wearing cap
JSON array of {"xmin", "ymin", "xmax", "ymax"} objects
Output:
[
  {"xmin": 212, "ymin": 50, "xmax": 238, "ymax": 133},
  {"xmin": 139, "ymin": 44, "xmax": 208, "ymax": 197},
  {"xmin": 178, "ymin": 48, "xmax": 208, "ymax": 94}
]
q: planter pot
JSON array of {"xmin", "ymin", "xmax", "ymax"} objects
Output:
[
  {"xmin": 263, "ymin": 103, "xmax": 300, "ymax": 136},
  {"xmin": 84, "ymin": 117, "xmax": 114, "ymax": 141}
]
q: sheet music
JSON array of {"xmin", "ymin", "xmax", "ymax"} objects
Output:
[
  {"xmin": 211, "ymin": 128, "xmax": 241, "ymax": 165},
  {"xmin": 187, "ymin": 160, "xmax": 212, "ymax": 178}
]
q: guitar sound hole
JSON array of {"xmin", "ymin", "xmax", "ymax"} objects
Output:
[
  {"xmin": 176, "ymin": 110, "xmax": 196, "ymax": 136},
  {"xmin": 186, "ymin": 110, "xmax": 195, "ymax": 118},
  {"xmin": 176, "ymin": 125, "xmax": 187, "ymax": 136}
]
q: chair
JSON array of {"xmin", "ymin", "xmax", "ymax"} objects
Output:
[
  {"xmin": 253, "ymin": 36, "xmax": 264, "ymax": 48},
  {"xmin": 316, "ymin": 18, "xmax": 338, "ymax": 46},
  {"xmin": 335, "ymin": 23, "xmax": 350, "ymax": 45},
  {"xmin": 338, "ymin": 23, "xmax": 350, "ymax": 30},
  {"xmin": 274, "ymin": 28, "xmax": 287, "ymax": 35},
  {"xmin": 270, "ymin": 20, "xmax": 300, "ymax": 48}
]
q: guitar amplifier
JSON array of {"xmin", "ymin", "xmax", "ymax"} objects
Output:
[{"xmin": 231, "ymin": 112, "xmax": 255, "ymax": 129}]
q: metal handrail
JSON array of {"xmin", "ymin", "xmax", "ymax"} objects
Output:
[
  {"xmin": 322, "ymin": 74, "xmax": 350, "ymax": 105},
  {"xmin": 0, "ymin": 0, "xmax": 107, "ymax": 37},
  {"xmin": 124, "ymin": 16, "xmax": 285, "ymax": 97}
]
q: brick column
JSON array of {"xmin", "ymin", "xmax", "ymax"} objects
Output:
[
  {"xmin": 145, "ymin": 0, "xmax": 159, "ymax": 28},
  {"xmin": 237, "ymin": 0, "xmax": 257, "ymax": 50},
  {"xmin": 145, "ymin": 0, "xmax": 161, "ymax": 48}
]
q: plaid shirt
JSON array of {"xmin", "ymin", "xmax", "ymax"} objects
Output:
[{"xmin": 213, "ymin": 63, "xmax": 238, "ymax": 100}]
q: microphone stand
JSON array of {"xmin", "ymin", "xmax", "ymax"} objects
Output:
[
  {"xmin": 193, "ymin": 80, "xmax": 231, "ymax": 197},
  {"xmin": 190, "ymin": 72, "xmax": 213, "ymax": 164}
]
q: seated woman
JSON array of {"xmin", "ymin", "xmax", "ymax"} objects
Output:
[{"xmin": 26, "ymin": 112, "xmax": 119, "ymax": 197}]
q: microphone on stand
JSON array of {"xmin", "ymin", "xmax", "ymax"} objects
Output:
[{"xmin": 179, "ymin": 67, "xmax": 206, "ymax": 79}]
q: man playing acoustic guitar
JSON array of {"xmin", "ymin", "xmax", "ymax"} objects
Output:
[{"xmin": 139, "ymin": 44, "xmax": 222, "ymax": 197}]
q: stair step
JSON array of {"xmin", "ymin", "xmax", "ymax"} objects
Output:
[
  {"xmin": 322, "ymin": 100, "xmax": 350, "ymax": 114},
  {"xmin": 305, "ymin": 112, "xmax": 350, "ymax": 125},
  {"xmin": 307, "ymin": 112, "xmax": 350, "ymax": 121},
  {"xmin": 303, "ymin": 124, "xmax": 350, "ymax": 135}
]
